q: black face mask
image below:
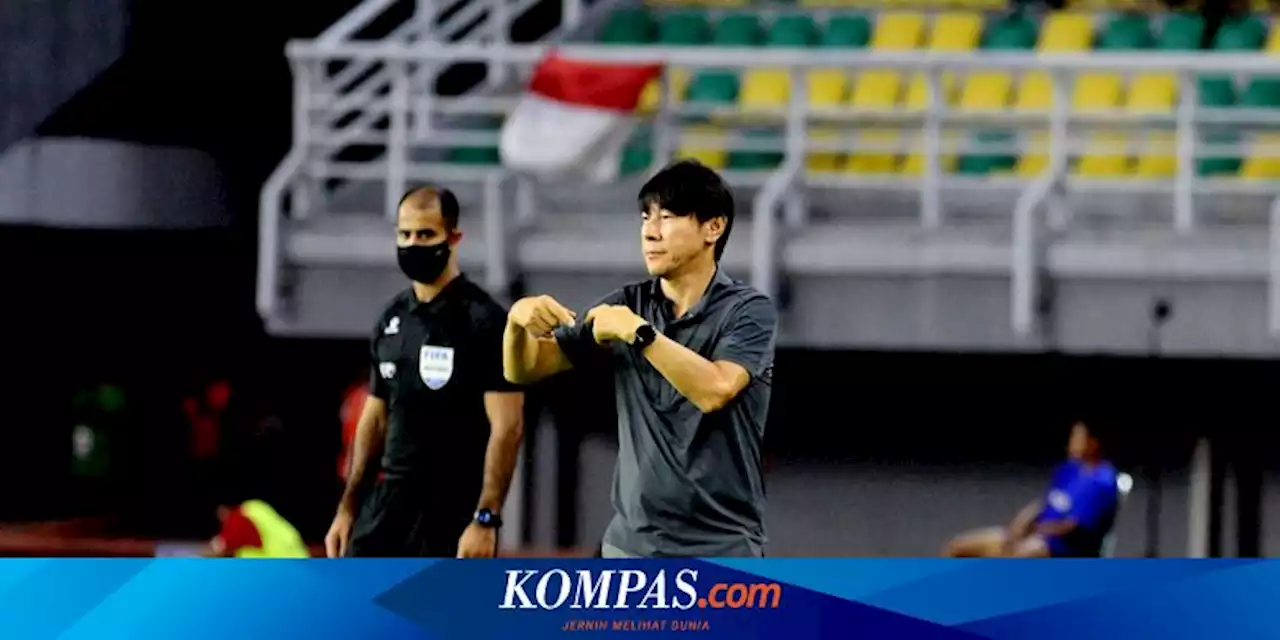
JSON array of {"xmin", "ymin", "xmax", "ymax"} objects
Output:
[{"xmin": 397, "ymin": 241, "xmax": 451, "ymax": 284}]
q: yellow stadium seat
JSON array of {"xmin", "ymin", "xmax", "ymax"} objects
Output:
[
  {"xmin": 638, "ymin": 68, "xmax": 692, "ymax": 113},
  {"xmin": 1127, "ymin": 74, "xmax": 1175, "ymax": 113},
  {"xmin": 1073, "ymin": 73, "xmax": 1123, "ymax": 112},
  {"xmin": 929, "ymin": 12, "xmax": 983, "ymax": 50},
  {"xmin": 1016, "ymin": 132, "xmax": 1048, "ymax": 176},
  {"xmin": 959, "ymin": 72, "xmax": 1013, "ymax": 111},
  {"xmin": 807, "ymin": 128, "xmax": 841, "ymax": 172},
  {"xmin": 904, "ymin": 74, "xmax": 958, "ymax": 110},
  {"xmin": 1127, "ymin": 74, "xmax": 1177, "ymax": 177},
  {"xmin": 901, "ymin": 132, "xmax": 960, "ymax": 174},
  {"xmin": 1014, "ymin": 73, "xmax": 1053, "ymax": 112},
  {"xmin": 740, "ymin": 69, "xmax": 790, "ymax": 113},
  {"xmin": 1133, "ymin": 131, "xmax": 1175, "ymax": 178},
  {"xmin": 677, "ymin": 125, "xmax": 727, "ymax": 169},
  {"xmin": 807, "ymin": 69, "xmax": 848, "ymax": 110},
  {"xmin": 872, "ymin": 12, "xmax": 926, "ymax": 48},
  {"xmin": 843, "ymin": 130, "xmax": 901, "ymax": 173},
  {"xmin": 1039, "ymin": 13, "xmax": 1094, "ymax": 49},
  {"xmin": 1076, "ymin": 131, "xmax": 1130, "ymax": 177},
  {"xmin": 850, "ymin": 71, "xmax": 905, "ymax": 109},
  {"xmin": 1241, "ymin": 134, "xmax": 1280, "ymax": 180}
]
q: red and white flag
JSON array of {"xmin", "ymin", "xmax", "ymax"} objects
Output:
[{"xmin": 501, "ymin": 52, "xmax": 663, "ymax": 182}]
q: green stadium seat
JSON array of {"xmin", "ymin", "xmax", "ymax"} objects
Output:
[
  {"xmin": 1212, "ymin": 15, "xmax": 1267, "ymax": 51},
  {"xmin": 620, "ymin": 142, "xmax": 654, "ymax": 176},
  {"xmin": 767, "ymin": 14, "xmax": 820, "ymax": 47},
  {"xmin": 1200, "ymin": 77, "xmax": 1238, "ymax": 108},
  {"xmin": 1097, "ymin": 14, "xmax": 1154, "ymax": 50},
  {"xmin": 686, "ymin": 72, "xmax": 740, "ymax": 105},
  {"xmin": 1242, "ymin": 78, "xmax": 1280, "ymax": 110},
  {"xmin": 1196, "ymin": 82, "xmax": 1239, "ymax": 176},
  {"xmin": 600, "ymin": 7, "xmax": 654, "ymax": 44},
  {"xmin": 448, "ymin": 146, "xmax": 500, "ymax": 165},
  {"xmin": 983, "ymin": 14, "xmax": 1039, "ymax": 51},
  {"xmin": 958, "ymin": 130, "xmax": 1016, "ymax": 175},
  {"xmin": 1157, "ymin": 12, "xmax": 1204, "ymax": 51},
  {"xmin": 657, "ymin": 11, "xmax": 711, "ymax": 45},
  {"xmin": 712, "ymin": 14, "xmax": 763, "ymax": 46},
  {"xmin": 821, "ymin": 15, "xmax": 871, "ymax": 48},
  {"xmin": 728, "ymin": 129, "xmax": 783, "ymax": 170},
  {"xmin": 448, "ymin": 118, "xmax": 502, "ymax": 166}
]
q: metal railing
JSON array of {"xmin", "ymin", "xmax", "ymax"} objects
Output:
[
  {"xmin": 257, "ymin": 0, "xmax": 574, "ymax": 321},
  {"xmin": 263, "ymin": 39, "xmax": 1280, "ymax": 336}
]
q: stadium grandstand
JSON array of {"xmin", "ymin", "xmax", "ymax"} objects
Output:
[{"xmin": 262, "ymin": 0, "xmax": 1280, "ymax": 358}]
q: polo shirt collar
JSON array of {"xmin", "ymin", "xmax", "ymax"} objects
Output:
[{"xmin": 651, "ymin": 267, "xmax": 733, "ymax": 323}]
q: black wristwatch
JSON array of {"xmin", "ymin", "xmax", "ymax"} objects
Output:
[
  {"xmin": 632, "ymin": 322, "xmax": 657, "ymax": 350},
  {"xmin": 474, "ymin": 508, "xmax": 502, "ymax": 528}
]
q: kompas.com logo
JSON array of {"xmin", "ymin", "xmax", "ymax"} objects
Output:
[{"xmin": 499, "ymin": 568, "xmax": 783, "ymax": 610}]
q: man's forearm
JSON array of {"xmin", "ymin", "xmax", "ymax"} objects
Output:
[
  {"xmin": 1009, "ymin": 500, "xmax": 1043, "ymax": 537},
  {"xmin": 642, "ymin": 334, "xmax": 737, "ymax": 413},
  {"xmin": 340, "ymin": 416, "xmax": 386, "ymax": 511},
  {"xmin": 503, "ymin": 321, "xmax": 540, "ymax": 384},
  {"xmin": 476, "ymin": 425, "xmax": 523, "ymax": 513}
]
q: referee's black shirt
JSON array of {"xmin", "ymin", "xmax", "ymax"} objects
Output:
[{"xmin": 367, "ymin": 275, "xmax": 517, "ymax": 507}]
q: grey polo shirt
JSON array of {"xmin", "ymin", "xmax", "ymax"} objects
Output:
[{"xmin": 554, "ymin": 269, "xmax": 778, "ymax": 557}]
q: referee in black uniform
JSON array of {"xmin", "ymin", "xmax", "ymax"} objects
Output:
[{"xmin": 325, "ymin": 186, "xmax": 525, "ymax": 558}]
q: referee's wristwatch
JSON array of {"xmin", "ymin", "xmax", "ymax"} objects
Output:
[
  {"xmin": 632, "ymin": 322, "xmax": 657, "ymax": 350},
  {"xmin": 474, "ymin": 508, "xmax": 502, "ymax": 528}
]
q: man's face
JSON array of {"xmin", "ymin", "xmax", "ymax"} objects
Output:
[
  {"xmin": 639, "ymin": 204, "xmax": 723, "ymax": 277},
  {"xmin": 1067, "ymin": 422, "xmax": 1092, "ymax": 459},
  {"xmin": 397, "ymin": 203, "xmax": 457, "ymax": 249}
]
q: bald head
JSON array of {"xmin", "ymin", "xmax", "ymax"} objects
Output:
[
  {"xmin": 399, "ymin": 186, "xmax": 459, "ymax": 227},
  {"xmin": 396, "ymin": 186, "xmax": 460, "ymax": 247}
]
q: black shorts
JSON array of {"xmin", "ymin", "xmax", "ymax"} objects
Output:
[{"xmin": 346, "ymin": 479, "xmax": 473, "ymax": 558}]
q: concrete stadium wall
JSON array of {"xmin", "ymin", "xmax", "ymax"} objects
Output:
[{"xmin": 572, "ymin": 436, "xmax": 1279, "ymax": 558}]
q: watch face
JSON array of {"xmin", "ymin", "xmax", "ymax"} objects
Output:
[{"xmin": 637, "ymin": 325, "xmax": 656, "ymax": 344}]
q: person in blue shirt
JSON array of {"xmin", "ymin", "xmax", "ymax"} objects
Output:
[{"xmin": 944, "ymin": 420, "xmax": 1121, "ymax": 558}]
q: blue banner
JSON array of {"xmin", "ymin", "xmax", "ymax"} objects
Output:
[{"xmin": 0, "ymin": 558, "xmax": 1271, "ymax": 638}]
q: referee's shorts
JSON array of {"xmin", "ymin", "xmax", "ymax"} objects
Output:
[{"xmin": 346, "ymin": 478, "xmax": 474, "ymax": 558}]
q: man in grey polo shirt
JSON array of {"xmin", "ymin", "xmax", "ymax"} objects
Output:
[{"xmin": 502, "ymin": 159, "xmax": 778, "ymax": 558}]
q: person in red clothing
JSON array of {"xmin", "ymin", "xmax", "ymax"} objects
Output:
[
  {"xmin": 208, "ymin": 503, "xmax": 263, "ymax": 557},
  {"xmin": 206, "ymin": 496, "xmax": 310, "ymax": 558}
]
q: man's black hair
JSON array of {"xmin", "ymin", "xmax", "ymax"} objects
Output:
[
  {"xmin": 637, "ymin": 159, "xmax": 735, "ymax": 261},
  {"xmin": 398, "ymin": 185, "xmax": 461, "ymax": 230}
]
